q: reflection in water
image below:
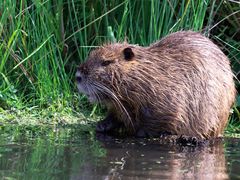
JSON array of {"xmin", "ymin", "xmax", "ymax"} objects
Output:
[
  {"xmin": 0, "ymin": 126, "xmax": 239, "ymax": 180},
  {"xmin": 79, "ymin": 137, "xmax": 229, "ymax": 180}
]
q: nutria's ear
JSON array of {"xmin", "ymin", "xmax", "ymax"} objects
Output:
[{"xmin": 123, "ymin": 47, "xmax": 134, "ymax": 61}]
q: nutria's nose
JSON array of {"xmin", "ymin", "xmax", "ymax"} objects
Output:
[
  {"xmin": 76, "ymin": 67, "xmax": 83, "ymax": 83},
  {"xmin": 76, "ymin": 76, "xmax": 82, "ymax": 83}
]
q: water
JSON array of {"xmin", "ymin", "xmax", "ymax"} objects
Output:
[{"xmin": 0, "ymin": 125, "xmax": 239, "ymax": 180}]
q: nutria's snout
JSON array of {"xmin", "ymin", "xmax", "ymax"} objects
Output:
[
  {"xmin": 75, "ymin": 69, "xmax": 82, "ymax": 85},
  {"xmin": 76, "ymin": 74, "xmax": 82, "ymax": 83},
  {"xmin": 75, "ymin": 65, "xmax": 86, "ymax": 93},
  {"xmin": 76, "ymin": 63, "xmax": 100, "ymax": 103},
  {"xmin": 76, "ymin": 31, "xmax": 236, "ymax": 140},
  {"xmin": 76, "ymin": 64, "xmax": 89, "ymax": 83}
]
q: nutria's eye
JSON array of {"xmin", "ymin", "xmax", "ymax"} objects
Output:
[
  {"xmin": 123, "ymin": 47, "xmax": 134, "ymax": 61},
  {"xmin": 101, "ymin": 60, "xmax": 113, "ymax": 66}
]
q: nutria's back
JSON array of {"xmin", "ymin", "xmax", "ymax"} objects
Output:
[{"xmin": 76, "ymin": 31, "xmax": 236, "ymax": 139}]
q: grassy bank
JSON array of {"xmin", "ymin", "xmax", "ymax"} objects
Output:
[{"xmin": 0, "ymin": 0, "xmax": 240, "ymax": 134}]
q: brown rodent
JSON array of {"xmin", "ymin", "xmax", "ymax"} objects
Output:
[{"xmin": 76, "ymin": 31, "xmax": 236, "ymax": 140}]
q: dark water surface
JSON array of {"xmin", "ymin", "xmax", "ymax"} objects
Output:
[{"xmin": 0, "ymin": 125, "xmax": 239, "ymax": 180}]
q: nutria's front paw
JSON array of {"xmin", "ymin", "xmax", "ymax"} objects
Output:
[
  {"xmin": 96, "ymin": 114, "xmax": 122, "ymax": 133},
  {"xmin": 96, "ymin": 119, "xmax": 115, "ymax": 132},
  {"xmin": 136, "ymin": 129, "xmax": 147, "ymax": 138},
  {"xmin": 136, "ymin": 129, "xmax": 172, "ymax": 138}
]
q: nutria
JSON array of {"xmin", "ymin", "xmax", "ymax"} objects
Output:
[{"xmin": 76, "ymin": 31, "xmax": 236, "ymax": 140}]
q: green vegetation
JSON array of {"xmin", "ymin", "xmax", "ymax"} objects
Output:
[{"xmin": 0, "ymin": 0, "xmax": 239, "ymax": 134}]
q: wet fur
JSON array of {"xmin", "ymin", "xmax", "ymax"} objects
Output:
[{"xmin": 76, "ymin": 31, "xmax": 236, "ymax": 140}]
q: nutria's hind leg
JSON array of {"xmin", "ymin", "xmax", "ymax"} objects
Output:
[
  {"xmin": 176, "ymin": 135, "xmax": 208, "ymax": 147},
  {"xmin": 136, "ymin": 128, "xmax": 172, "ymax": 138},
  {"xmin": 96, "ymin": 113, "xmax": 123, "ymax": 133}
]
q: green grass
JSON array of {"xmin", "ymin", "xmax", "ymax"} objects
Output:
[{"xmin": 0, "ymin": 0, "xmax": 239, "ymax": 134}]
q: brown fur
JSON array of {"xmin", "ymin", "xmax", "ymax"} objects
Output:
[{"xmin": 76, "ymin": 31, "xmax": 236, "ymax": 139}]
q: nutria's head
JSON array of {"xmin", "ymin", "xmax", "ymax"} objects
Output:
[
  {"xmin": 76, "ymin": 42, "xmax": 160, "ymax": 132},
  {"xmin": 76, "ymin": 43, "xmax": 138, "ymax": 104}
]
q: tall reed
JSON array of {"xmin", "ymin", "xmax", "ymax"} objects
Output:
[{"xmin": 0, "ymin": 0, "xmax": 239, "ymax": 122}]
